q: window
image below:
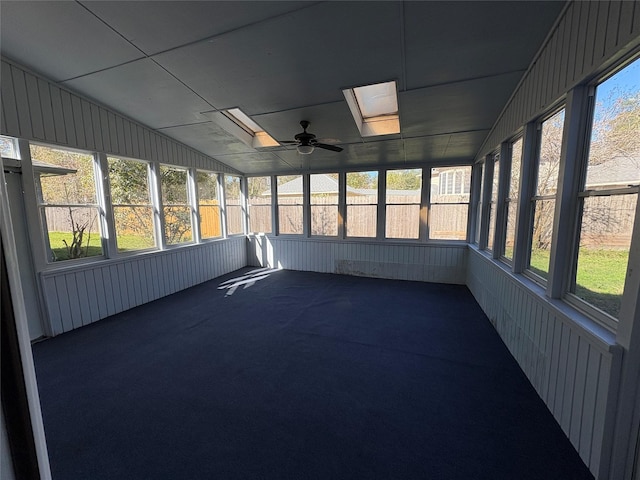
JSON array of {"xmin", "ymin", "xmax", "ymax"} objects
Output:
[
  {"xmin": 0, "ymin": 135, "xmax": 18, "ymax": 159},
  {"xmin": 474, "ymin": 163, "xmax": 485, "ymax": 244},
  {"xmin": 527, "ymin": 108, "xmax": 565, "ymax": 279},
  {"xmin": 223, "ymin": 108, "xmax": 279, "ymax": 148},
  {"xmin": 277, "ymin": 175, "xmax": 303, "ymax": 234},
  {"xmin": 31, "ymin": 144, "xmax": 102, "ymax": 262},
  {"xmin": 430, "ymin": 167, "xmax": 471, "ymax": 240},
  {"xmin": 438, "ymin": 169, "xmax": 470, "ymax": 195},
  {"xmin": 346, "ymin": 171, "xmax": 378, "ymax": 238},
  {"xmin": 108, "ymin": 157, "xmax": 155, "ymax": 252},
  {"xmin": 160, "ymin": 165, "xmax": 192, "ymax": 245},
  {"xmin": 487, "ymin": 152, "xmax": 500, "ymax": 251},
  {"xmin": 197, "ymin": 171, "xmax": 222, "ymax": 240},
  {"xmin": 310, "ymin": 173, "xmax": 338, "ymax": 236},
  {"xmin": 247, "ymin": 176, "xmax": 272, "ymax": 234},
  {"xmin": 386, "ymin": 169, "xmax": 422, "ymax": 239},
  {"xmin": 225, "ymin": 175, "xmax": 243, "ymax": 235},
  {"xmin": 568, "ymin": 58, "xmax": 640, "ymax": 321},
  {"xmin": 503, "ymin": 138, "xmax": 523, "ymax": 260},
  {"xmin": 343, "ymin": 81, "xmax": 401, "ymax": 136}
]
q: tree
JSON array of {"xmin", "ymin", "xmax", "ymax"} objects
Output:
[{"xmin": 386, "ymin": 169, "xmax": 421, "ymax": 190}]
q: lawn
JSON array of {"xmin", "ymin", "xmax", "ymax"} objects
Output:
[
  {"xmin": 49, "ymin": 232, "xmax": 155, "ymax": 261},
  {"xmin": 529, "ymin": 247, "xmax": 628, "ymax": 318}
]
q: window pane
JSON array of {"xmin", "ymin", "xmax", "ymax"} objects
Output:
[
  {"xmin": 386, "ymin": 205, "xmax": 420, "ymax": 239},
  {"xmin": 31, "ymin": 144, "xmax": 101, "ymax": 263},
  {"xmin": 0, "ymin": 135, "xmax": 18, "ymax": 159},
  {"xmin": 310, "ymin": 173, "xmax": 338, "ymax": 236},
  {"xmin": 475, "ymin": 164, "xmax": 484, "ymax": 244},
  {"xmin": 386, "ymin": 169, "xmax": 421, "ymax": 239},
  {"xmin": 225, "ymin": 175, "xmax": 243, "ymax": 235},
  {"xmin": 277, "ymin": 175, "xmax": 303, "ymax": 234},
  {"xmin": 109, "ymin": 157, "xmax": 155, "ymax": 251},
  {"xmin": 487, "ymin": 156, "xmax": 499, "ymax": 251},
  {"xmin": 386, "ymin": 169, "xmax": 421, "ymax": 203},
  {"xmin": 573, "ymin": 195, "xmax": 636, "ymax": 318},
  {"xmin": 430, "ymin": 167, "xmax": 471, "ymax": 240},
  {"xmin": 346, "ymin": 205, "xmax": 376, "ymax": 237},
  {"xmin": 197, "ymin": 171, "xmax": 221, "ymax": 239},
  {"xmin": 586, "ymin": 58, "xmax": 640, "ymax": 189},
  {"xmin": 160, "ymin": 166, "xmax": 188, "ymax": 204},
  {"xmin": 527, "ymin": 109, "xmax": 564, "ymax": 277},
  {"xmin": 278, "ymin": 205, "xmax": 303, "ymax": 234},
  {"xmin": 529, "ymin": 199, "xmax": 556, "ymax": 279},
  {"xmin": 164, "ymin": 206, "xmax": 193, "ymax": 244},
  {"xmin": 44, "ymin": 206, "xmax": 102, "ymax": 261},
  {"xmin": 430, "ymin": 204, "xmax": 468, "ymax": 240},
  {"xmin": 161, "ymin": 165, "xmax": 191, "ymax": 245},
  {"xmin": 347, "ymin": 171, "xmax": 378, "ymax": 238},
  {"xmin": 113, "ymin": 206, "xmax": 155, "ymax": 251},
  {"xmin": 504, "ymin": 138, "xmax": 523, "ymax": 260},
  {"xmin": 32, "ymin": 145, "xmax": 97, "ymax": 204},
  {"xmin": 248, "ymin": 176, "xmax": 272, "ymax": 234},
  {"xmin": 571, "ymin": 58, "xmax": 640, "ymax": 319},
  {"xmin": 504, "ymin": 202, "xmax": 517, "ymax": 260},
  {"xmin": 109, "ymin": 158, "xmax": 150, "ymax": 204},
  {"xmin": 536, "ymin": 110, "xmax": 564, "ymax": 196}
]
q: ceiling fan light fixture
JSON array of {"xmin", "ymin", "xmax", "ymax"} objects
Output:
[{"xmin": 297, "ymin": 144, "xmax": 314, "ymax": 155}]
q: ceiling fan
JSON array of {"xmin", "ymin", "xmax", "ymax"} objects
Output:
[{"xmin": 281, "ymin": 121, "xmax": 343, "ymax": 154}]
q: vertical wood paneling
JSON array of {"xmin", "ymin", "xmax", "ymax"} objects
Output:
[
  {"xmin": 90, "ymin": 104, "xmax": 104, "ymax": 152},
  {"xmin": 479, "ymin": 0, "xmax": 640, "ymax": 160},
  {"xmin": 60, "ymin": 90, "xmax": 77, "ymax": 146},
  {"xmin": 71, "ymin": 95, "xmax": 86, "ymax": 149},
  {"xmin": 11, "ymin": 66, "xmax": 33, "ymax": 138},
  {"xmin": 605, "ymin": 2, "xmax": 622, "ymax": 56},
  {"xmin": 36, "ymin": 79, "xmax": 55, "ymax": 142},
  {"xmin": 1, "ymin": 63, "xmax": 20, "ymax": 136},
  {"xmin": 81, "ymin": 100, "xmax": 95, "ymax": 150},
  {"xmin": 75, "ymin": 270, "xmax": 91, "ymax": 326},
  {"xmin": 618, "ymin": 0, "xmax": 635, "ymax": 46},
  {"xmin": 466, "ymin": 249, "xmax": 620, "ymax": 477},
  {"xmin": 25, "ymin": 73, "xmax": 45, "ymax": 140}
]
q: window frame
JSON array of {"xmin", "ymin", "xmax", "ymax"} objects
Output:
[
  {"xmin": 345, "ymin": 170, "xmax": 379, "ymax": 239},
  {"xmin": 107, "ymin": 155, "xmax": 157, "ymax": 255},
  {"xmin": 247, "ymin": 175, "xmax": 273, "ymax": 235},
  {"xmin": 428, "ymin": 166, "xmax": 472, "ymax": 241},
  {"xmin": 159, "ymin": 164, "xmax": 194, "ymax": 246},
  {"xmin": 31, "ymin": 142, "xmax": 105, "ymax": 265},
  {"xmin": 523, "ymin": 106, "xmax": 566, "ymax": 285},
  {"xmin": 224, "ymin": 174, "xmax": 244, "ymax": 236},
  {"xmin": 384, "ymin": 168, "xmax": 423, "ymax": 240}
]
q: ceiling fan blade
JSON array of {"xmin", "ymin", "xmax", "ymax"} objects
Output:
[
  {"xmin": 315, "ymin": 143, "xmax": 343, "ymax": 152},
  {"xmin": 279, "ymin": 140, "xmax": 298, "ymax": 144}
]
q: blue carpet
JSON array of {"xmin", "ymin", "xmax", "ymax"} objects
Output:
[{"xmin": 33, "ymin": 268, "xmax": 594, "ymax": 479}]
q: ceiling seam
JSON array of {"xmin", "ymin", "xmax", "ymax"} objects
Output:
[{"xmin": 145, "ymin": 2, "xmax": 325, "ymax": 59}]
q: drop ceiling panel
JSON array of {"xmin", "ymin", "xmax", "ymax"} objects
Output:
[
  {"xmin": 215, "ymin": 152, "xmax": 293, "ymax": 175},
  {"xmin": 160, "ymin": 121, "xmax": 255, "ymax": 157},
  {"xmin": 0, "ymin": 1, "xmax": 143, "ymax": 82},
  {"xmin": 253, "ymin": 102, "xmax": 362, "ymax": 146},
  {"xmin": 81, "ymin": 1, "xmax": 310, "ymax": 55},
  {"xmin": 400, "ymin": 71, "xmax": 523, "ymax": 138},
  {"xmin": 63, "ymin": 59, "xmax": 214, "ymax": 129},
  {"xmin": 153, "ymin": 2, "xmax": 403, "ymax": 113},
  {"xmin": 404, "ymin": 1, "xmax": 564, "ymax": 89}
]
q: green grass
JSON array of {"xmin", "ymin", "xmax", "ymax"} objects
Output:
[
  {"xmin": 528, "ymin": 248, "xmax": 628, "ymax": 318},
  {"xmin": 49, "ymin": 232, "xmax": 155, "ymax": 261}
]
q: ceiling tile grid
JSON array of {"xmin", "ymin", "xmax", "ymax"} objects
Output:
[{"xmin": 0, "ymin": 1, "xmax": 565, "ymax": 175}]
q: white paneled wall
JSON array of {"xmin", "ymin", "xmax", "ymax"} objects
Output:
[
  {"xmin": 467, "ymin": 249, "xmax": 622, "ymax": 477},
  {"xmin": 0, "ymin": 59, "xmax": 238, "ymax": 174},
  {"xmin": 248, "ymin": 235, "xmax": 467, "ymax": 284},
  {"xmin": 478, "ymin": 0, "xmax": 640, "ymax": 159},
  {"xmin": 41, "ymin": 237, "xmax": 246, "ymax": 335}
]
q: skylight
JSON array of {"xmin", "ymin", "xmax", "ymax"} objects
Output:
[
  {"xmin": 223, "ymin": 108, "xmax": 279, "ymax": 148},
  {"xmin": 343, "ymin": 81, "xmax": 400, "ymax": 137}
]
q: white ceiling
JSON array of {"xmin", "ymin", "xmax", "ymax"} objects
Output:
[{"xmin": 0, "ymin": 1, "xmax": 564, "ymax": 175}]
